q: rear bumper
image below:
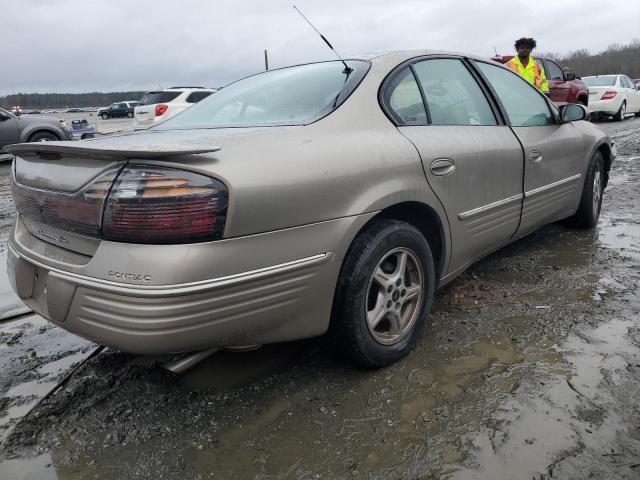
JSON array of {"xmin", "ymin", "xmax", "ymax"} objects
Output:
[
  {"xmin": 589, "ymin": 97, "xmax": 623, "ymax": 115},
  {"xmin": 7, "ymin": 213, "xmax": 374, "ymax": 353},
  {"xmin": 8, "ymin": 244, "xmax": 333, "ymax": 353}
]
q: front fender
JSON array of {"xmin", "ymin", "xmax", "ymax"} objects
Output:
[{"xmin": 19, "ymin": 125, "xmax": 67, "ymax": 143}]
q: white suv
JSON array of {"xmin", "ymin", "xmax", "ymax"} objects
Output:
[{"xmin": 133, "ymin": 87, "xmax": 217, "ymax": 130}]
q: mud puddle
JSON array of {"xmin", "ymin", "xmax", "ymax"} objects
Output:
[
  {"xmin": 0, "ymin": 247, "xmax": 31, "ymax": 320},
  {"xmin": 451, "ymin": 316, "xmax": 640, "ymax": 480},
  {"xmin": 0, "ymin": 315, "xmax": 94, "ymax": 446}
]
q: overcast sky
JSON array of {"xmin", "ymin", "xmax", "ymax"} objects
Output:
[{"xmin": 2, "ymin": 0, "xmax": 638, "ymax": 96}]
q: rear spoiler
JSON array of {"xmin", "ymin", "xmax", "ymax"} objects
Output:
[{"xmin": 2, "ymin": 141, "xmax": 221, "ymax": 159}]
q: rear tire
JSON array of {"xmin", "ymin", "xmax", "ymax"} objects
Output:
[
  {"xmin": 614, "ymin": 101, "xmax": 626, "ymax": 121},
  {"xmin": 570, "ymin": 150, "xmax": 604, "ymax": 228},
  {"xmin": 330, "ymin": 220, "xmax": 435, "ymax": 368},
  {"xmin": 28, "ymin": 131, "xmax": 59, "ymax": 142}
]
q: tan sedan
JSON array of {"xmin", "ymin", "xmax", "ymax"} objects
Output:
[{"xmin": 5, "ymin": 50, "xmax": 614, "ymax": 367}]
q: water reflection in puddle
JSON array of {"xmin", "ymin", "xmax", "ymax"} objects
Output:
[
  {"xmin": 451, "ymin": 318, "xmax": 638, "ymax": 480},
  {"xmin": 0, "ymin": 453, "xmax": 58, "ymax": 480},
  {"xmin": 0, "ymin": 316, "xmax": 93, "ymax": 444}
]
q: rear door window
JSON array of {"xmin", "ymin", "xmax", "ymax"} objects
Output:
[
  {"xmin": 140, "ymin": 91, "xmax": 182, "ymax": 105},
  {"xmin": 474, "ymin": 61, "xmax": 554, "ymax": 127},
  {"xmin": 412, "ymin": 59, "xmax": 497, "ymax": 126}
]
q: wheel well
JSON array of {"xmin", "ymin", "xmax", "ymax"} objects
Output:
[
  {"xmin": 28, "ymin": 129, "xmax": 60, "ymax": 142},
  {"xmin": 365, "ymin": 202, "xmax": 446, "ymax": 280},
  {"xmin": 577, "ymin": 95, "xmax": 588, "ymax": 106},
  {"xmin": 598, "ymin": 144, "xmax": 612, "ymax": 189}
]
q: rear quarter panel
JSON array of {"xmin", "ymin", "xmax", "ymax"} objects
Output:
[{"xmin": 148, "ymin": 60, "xmax": 449, "ymax": 245}]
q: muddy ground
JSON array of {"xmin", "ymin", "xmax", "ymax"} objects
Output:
[{"xmin": 0, "ymin": 117, "xmax": 639, "ymax": 479}]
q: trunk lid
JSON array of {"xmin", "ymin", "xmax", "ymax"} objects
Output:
[
  {"xmin": 5, "ymin": 134, "xmax": 221, "ymax": 192},
  {"xmin": 5, "ymin": 132, "xmax": 222, "ymax": 253},
  {"xmin": 588, "ymin": 86, "xmax": 612, "ymax": 100}
]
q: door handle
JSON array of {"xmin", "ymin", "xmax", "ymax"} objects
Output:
[
  {"xmin": 529, "ymin": 150, "xmax": 543, "ymax": 164},
  {"xmin": 430, "ymin": 158, "xmax": 456, "ymax": 176}
]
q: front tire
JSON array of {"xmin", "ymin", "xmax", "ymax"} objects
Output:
[
  {"xmin": 28, "ymin": 131, "xmax": 59, "ymax": 142},
  {"xmin": 570, "ymin": 150, "xmax": 604, "ymax": 228},
  {"xmin": 330, "ymin": 220, "xmax": 435, "ymax": 368},
  {"xmin": 614, "ymin": 101, "xmax": 626, "ymax": 121},
  {"xmin": 101, "ymin": 113, "xmax": 109, "ymax": 120}
]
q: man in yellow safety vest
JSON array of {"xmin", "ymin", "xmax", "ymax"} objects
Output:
[{"xmin": 505, "ymin": 37, "xmax": 549, "ymax": 95}]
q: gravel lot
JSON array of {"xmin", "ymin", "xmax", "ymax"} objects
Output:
[{"xmin": 0, "ymin": 117, "xmax": 640, "ymax": 479}]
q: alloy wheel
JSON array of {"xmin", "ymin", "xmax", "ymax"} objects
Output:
[
  {"xmin": 365, "ymin": 247, "xmax": 424, "ymax": 345},
  {"xmin": 593, "ymin": 162, "xmax": 602, "ymax": 218}
]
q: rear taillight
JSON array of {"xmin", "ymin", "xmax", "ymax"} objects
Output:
[
  {"xmin": 601, "ymin": 91, "xmax": 617, "ymax": 100},
  {"xmin": 155, "ymin": 104, "xmax": 168, "ymax": 116},
  {"xmin": 13, "ymin": 165, "xmax": 228, "ymax": 245},
  {"xmin": 12, "ymin": 168, "xmax": 121, "ymax": 238},
  {"xmin": 102, "ymin": 165, "xmax": 228, "ymax": 244}
]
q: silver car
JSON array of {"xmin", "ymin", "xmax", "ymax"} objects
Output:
[{"xmin": 4, "ymin": 51, "xmax": 614, "ymax": 367}]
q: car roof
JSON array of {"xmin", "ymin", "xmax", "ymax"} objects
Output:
[
  {"xmin": 356, "ymin": 49, "xmax": 459, "ymax": 61},
  {"xmin": 146, "ymin": 87, "xmax": 216, "ymax": 93}
]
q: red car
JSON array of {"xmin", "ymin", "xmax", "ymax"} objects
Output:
[{"xmin": 493, "ymin": 55, "xmax": 589, "ymax": 106}]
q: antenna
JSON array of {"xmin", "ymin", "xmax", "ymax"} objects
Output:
[
  {"xmin": 494, "ymin": 46, "xmax": 499, "ymax": 56},
  {"xmin": 293, "ymin": 5, "xmax": 352, "ymax": 74}
]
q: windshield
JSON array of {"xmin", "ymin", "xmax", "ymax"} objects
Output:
[
  {"xmin": 583, "ymin": 76, "xmax": 617, "ymax": 87},
  {"xmin": 156, "ymin": 60, "xmax": 369, "ymax": 129}
]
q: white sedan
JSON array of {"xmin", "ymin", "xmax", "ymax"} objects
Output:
[{"xmin": 584, "ymin": 74, "xmax": 640, "ymax": 121}]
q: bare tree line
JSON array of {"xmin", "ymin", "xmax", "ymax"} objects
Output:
[
  {"xmin": 542, "ymin": 39, "xmax": 640, "ymax": 78},
  {"xmin": 0, "ymin": 92, "xmax": 146, "ymax": 110}
]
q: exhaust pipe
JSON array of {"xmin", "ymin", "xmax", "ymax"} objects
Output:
[{"xmin": 163, "ymin": 347, "xmax": 220, "ymax": 374}]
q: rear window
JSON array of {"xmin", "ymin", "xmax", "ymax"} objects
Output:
[
  {"xmin": 583, "ymin": 76, "xmax": 617, "ymax": 87},
  {"xmin": 140, "ymin": 91, "xmax": 182, "ymax": 105},
  {"xmin": 156, "ymin": 60, "xmax": 370, "ymax": 129},
  {"xmin": 186, "ymin": 91, "xmax": 213, "ymax": 103}
]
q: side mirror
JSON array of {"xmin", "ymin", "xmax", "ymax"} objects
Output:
[
  {"xmin": 559, "ymin": 104, "xmax": 587, "ymax": 123},
  {"xmin": 565, "ymin": 72, "xmax": 576, "ymax": 81}
]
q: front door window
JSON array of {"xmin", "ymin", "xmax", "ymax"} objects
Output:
[{"xmin": 474, "ymin": 61, "xmax": 554, "ymax": 127}]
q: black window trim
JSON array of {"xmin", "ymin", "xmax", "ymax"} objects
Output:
[
  {"xmin": 378, "ymin": 54, "xmax": 506, "ymax": 127},
  {"xmin": 409, "ymin": 65, "xmax": 431, "ymax": 125},
  {"xmin": 467, "ymin": 59, "xmax": 560, "ymax": 126}
]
